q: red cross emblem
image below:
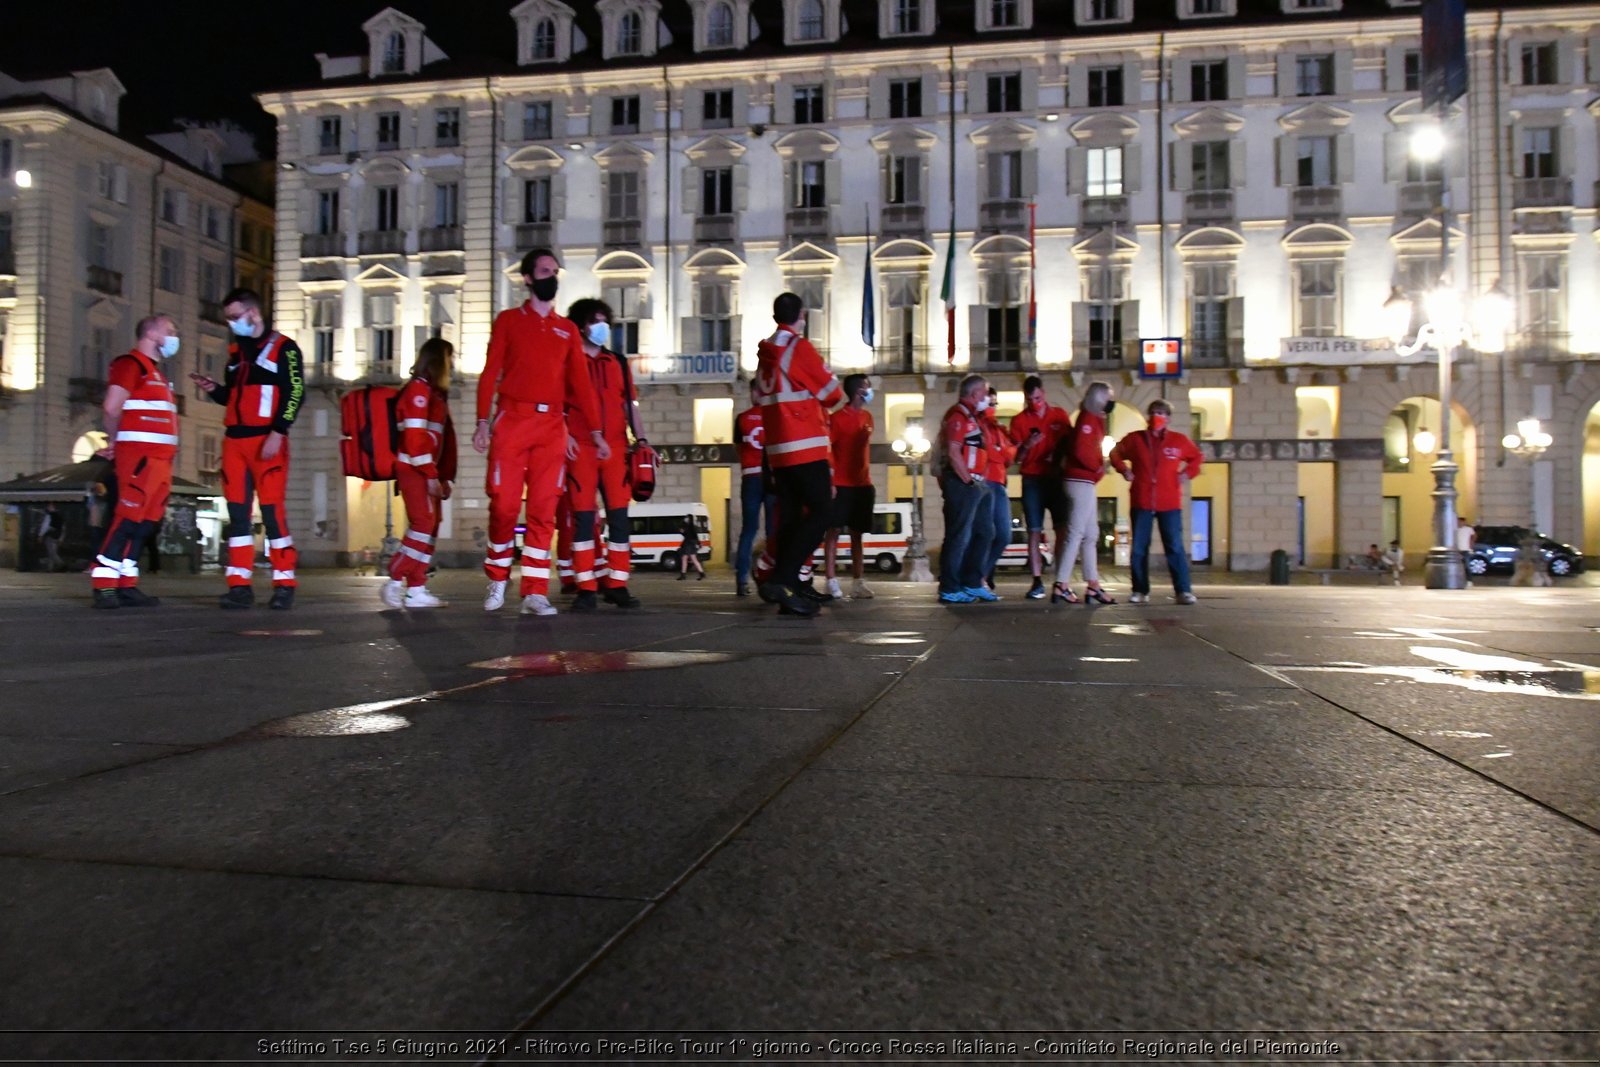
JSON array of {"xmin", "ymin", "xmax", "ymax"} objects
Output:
[{"xmin": 1140, "ymin": 338, "xmax": 1182, "ymax": 378}]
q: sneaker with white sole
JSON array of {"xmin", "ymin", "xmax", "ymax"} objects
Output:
[
  {"xmin": 520, "ymin": 593, "xmax": 558, "ymax": 616},
  {"xmin": 1128, "ymin": 592, "xmax": 1150, "ymax": 604},
  {"xmin": 1176, "ymin": 591, "xmax": 1197, "ymax": 605},
  {"xmin": 405, "ymin": 586, "xmax": 446, "ymax": 609},
  {"xmin": 825, "ymin": 577, "xmax": 845, "ymax": 600},
  {"xmin": 851, "ymin": 578, "xmax": 875, "ymax": 599},
  {"xmin": 380, "ymin": 579, "xmax": 405, "ymax": 609},
  {"xmin": 483, "ymin": 580, "xmax": 507, "ymax": 612}
]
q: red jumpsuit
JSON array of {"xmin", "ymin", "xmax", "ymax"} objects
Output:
[
  {"xmin": 563, "ymin": 348, "xmax": 638, "ymax": 592},
  {"xmin": 206, "ymin": 331, "xmax": 304, "ymax": 589},
  {"xmin": 388, "ymin": 377, "xmax": 457, "ymax": 588},
  {"xmin": 477, "ymin": 302, "xmax": 601, "ymax": 596},
  {"xmin": 93, "ymin": 351, "xmax": 177, "ymax": 591}
]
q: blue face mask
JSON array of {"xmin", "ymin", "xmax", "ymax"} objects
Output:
[
  {"xmin": 860, "ymin": 387, "xmax": 874, "ymax": 404},
  {"xmin": 159, "ymin": 335, "xmax": 180, "ymax": 359},
  {"xmin": 585, "ymin": 321, "xmax": 611, "ymax": 349},
  {"xmin": 227, "ymin": 316, "xmax": 255, "ymax": 338}
]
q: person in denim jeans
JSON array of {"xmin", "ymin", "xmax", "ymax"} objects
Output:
[
  {"xmin": 733, "ymin": 381, "xmax": 775, "ymax": 596},
  {"xmin": 1108, "ymin": 398, "xmax": 1204, "ymax": 605},
  {"xmin": 936, "ymin": 375, "xmax": 996, "ymax": 603},
  {"xmin": 980, "ymin": 386, "xmax": 1016, "ymax": 591}
]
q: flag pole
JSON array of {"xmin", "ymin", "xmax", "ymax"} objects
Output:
[{"xmin": 1028, "ymin": 200, "xmax": 1038, "ymax": 355}]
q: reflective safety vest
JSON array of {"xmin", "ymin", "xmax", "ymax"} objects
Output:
[
  {"xmin": 754, "ymin": 331, "xmax": 841, "ymax": 470},
  {"xmin": 395, "ymin": 377, "xmax": 457, "ymax": 482},
  {"xmin": 226, "ymin": 332, "xmax": 291, "ymax": 431},
  {"xmin": 111, "ymin": 351, "xmax": 178, "ymax": 454}
]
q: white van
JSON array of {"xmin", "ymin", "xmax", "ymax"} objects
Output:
[
  {"xmin": 811, "ymin": 502, "xmax": 912, "ymax": 573},
  {"xmin": 626, "ymin": 501, "xmax": 711, "ymax": 570}
]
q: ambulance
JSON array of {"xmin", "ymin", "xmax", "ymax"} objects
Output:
[
  {"xmin": 811, "ymin": 502, "xmax": 912, "ymax": 573},
  {"xmin": 626, "ymin": 501, "xmax": 712, "ymax": 570}
]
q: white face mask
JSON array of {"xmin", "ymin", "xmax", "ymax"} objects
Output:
[
  {"xmin": 585, "ymin": 321, "xmax": 610, "ymax": 349},
  {"xmin": 228, "ymin": 316, "xmax": 255, "ymax": 338},
  {"xmin": 159, "ymin": 335, "xmax": 181, "ymax": 359},
  {"xmin": 974, "ymin": 396, "xmax": 991, "ymax": 413}
]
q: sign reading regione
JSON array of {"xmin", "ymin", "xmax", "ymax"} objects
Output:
[
  {"xmin": 1139, "ymin": 337, "xmax": 1183, "ymax": 379},
  {"xmin": 628, "ymin": 352, "xmax": 739, "ymax": 386}
]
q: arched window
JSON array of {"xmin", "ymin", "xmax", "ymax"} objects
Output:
[
  {"xmin": 706, "ymin": 2, "xmax": 735, "ymax": 47},
  {"xmin": 531, "ymin": 18, "xmax": 556, "ymax": 59},
  {"xmin": 618, "ymin": 11, "xmax": 643, "ymax": 54},
  {"xmin": 383, "ymin": 32, "xmax": 407, "ymax": 73},
  {"xmin": 797, "ymin": 0, "xmax": 825, "ymax": 38}
]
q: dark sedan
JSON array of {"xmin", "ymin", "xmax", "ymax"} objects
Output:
[{"xmin": 1467, "ymin": 525, "xmax": 1585, "ymax": 577}]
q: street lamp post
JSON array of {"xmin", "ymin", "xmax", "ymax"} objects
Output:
[
  {"xmin": 891, "ymin": 424, "xmax": 934, "ymax": 583},
  {"xmin": 1501, "ymin": 418, "xmax": 1553, "ymax": 587}
]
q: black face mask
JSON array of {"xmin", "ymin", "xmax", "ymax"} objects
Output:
[
  {"xmin": 1102, "ymin": 399, "xmax": 1116, "ymax": 416},
  {"xmin": 530, "ymin": 276, "xmax": 559, "ymax": 302}
]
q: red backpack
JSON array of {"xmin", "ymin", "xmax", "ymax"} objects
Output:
[{"xmin": 339, "ymin": 385, "xmax": 401, "ymax": 481}]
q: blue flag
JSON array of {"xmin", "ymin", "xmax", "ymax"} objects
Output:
[{"xmin": 861, "ymin": 227, "xmax": 876, "ymax": 348}]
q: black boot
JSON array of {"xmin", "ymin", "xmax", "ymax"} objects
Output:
[
  {"xmin": 92, "ymin": 589, "xmax": 121, "ymax": 610},
  {"xmin": 268, "ymin": 586, "xmax": 295, "ymax": 610},
  {"xmin": 118, "ymin": 587, "xmax": 160, "ymax": 607},
  {"xmin": 219, "ymin": 586, "xmax": 254, "ymax": 610},
  {"xmin": 602, "ymin": 586, "xmax": 641, "ymax": 609},
  {"xmin": 571, "ymin": 590, "xmax": 598, "ymax": 612}
]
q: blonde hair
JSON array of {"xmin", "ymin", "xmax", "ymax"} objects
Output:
[{"xmin": 413, "ymin": 337, "xmax": 454, "ymax": 392}]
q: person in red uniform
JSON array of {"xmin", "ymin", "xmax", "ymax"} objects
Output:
[
  {"xmin": 979, "ymin": 385, "xmax": 1017, "ymax": 591},
  {"xmin": 190, "ymin": 287, "xmax": 304, "ymax": 611},
  {"xmin": 1109, "ymin": 398, "xmax": 1204, "ymax": 605},
  {"xmin": 379, "ymin": 338, "xmax": 456, "ymax": 610},
  {"xmin": 733, "ymin": 380, "xmax": 775, "ymax": 597},
  {"xmin": 822, "ymin": 374, "xmax": 876, "ymax": 601},
  {"xmin": 1008, "ymin": 375, "xmax": 1073, "ymax": 600},
  {"xmin": 1051, "ymin": 380, "xmax": 1116, "ymax": 605},
  {"xmin": 936, "ymin": 374, "xmax": 995, "ymax": 604},
  {"xmin": 91, "ymin": 313, "xmax": 181, "ymax": 609},
  {"xmin": 561, "ymin": 297, "xmax": 649, "ymax": 611},
  {"xmin": 473, "ymin": 248, "xmax": 606, "ymax": 617},
  {"xmin": 754, "ymin": 291, "xmax": 845, "ymax": 617}
]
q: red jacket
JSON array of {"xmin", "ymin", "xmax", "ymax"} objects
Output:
[
  {"xmin": 735, "ymin": 406, "xmax": 765, "ymax": 476},
  {"xmin": 566, "ymin": 348, "xmax": 636, "ymax": 447},
  {"xmin": 1060, "ymin": 410, "xmax": 1107, "ymax": 483},
  {"xmin": 477, "ymin": 301, "xmax": 601, "ymax": 431},
  {"xmin": 108, "ymin": 351, "xmax": 179, "ymax": 455},
  {"xmin": 396, "ymin": 377, "xmax": 456, "ymax": 482},
  {"xmin": 755, "ymin": 329, "xmax": 841, "ymax": 469},
  {"xmin": 207, "ymin": 331, "xmax": 304, "ymax": 438},
  {"xmin": 1110, "ymin": 428, "xmax": 1204, "ymax": 512},
  {"xmin": 981, "ymin": 412, "xmax": 1015, "ymax": 482},
  {"xmin": 1009, "ymin": 403, "xmax": 1072, "ymax": 477}
]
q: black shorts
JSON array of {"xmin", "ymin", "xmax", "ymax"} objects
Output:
[{"xmin": 830, "ymin": 484, "xmax": 875, "ymax": 533}]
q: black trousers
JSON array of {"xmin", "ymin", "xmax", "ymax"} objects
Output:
[{"xmin": 771, "ymin": 459, "xmax": 833, "ymax": 588}]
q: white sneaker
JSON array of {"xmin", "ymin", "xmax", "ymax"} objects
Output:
[
  {"xmin": 520, "ymin": 593, "xmax": 558, "ymax": 616},
  {"xmin": 483, "ymin": 580, "xmax": 507, "ymax": 612},
  {"xmin": 1129, "ymin": 593, "xmax": 1149, "ymax": 604},
  {"xmin": 825, "ymin": 577, "xmax": 845, "ymax": 600},
  {"xmin": 1176, "ymin": 592, "xmax": 1198, "ymax": 605},
  {"xmin": 852, "ymin": 578, "xmax": 875, "ymax": 599},
  {"xmin": 405, "ymin": 586, "xmax": 445, "ymax": 609},
  {"xmin": 379, "ymin": 579, "xmax": 404, "ymax": 609}
]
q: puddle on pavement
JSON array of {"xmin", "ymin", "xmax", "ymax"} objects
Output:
[
  {"xmin": 1280, "ymin": 663, "xmax": 1600, "ymax": 700},
  {"xmin": 244, "ymin": 695, "xmax": 427, "ymax": 738},
  {"xmin": 1080, "ymin": 656, "xmax": 1138, "ymax": 663},
  {"xmin": 1105, "ymin": 623, "xmax": 1153, "ymax": 636},
  {"xmin": 468, "ymin": 650, "xmax": 739, "ymax": 673},
  {"xmin": 236, "ymin": 629, "xmax": 325, "ymax": 637},
  {"xmin": 852, "ymin": 631, "xmax": 927, "ymax": 646}
]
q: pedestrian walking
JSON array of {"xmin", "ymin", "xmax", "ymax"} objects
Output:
[
  {"xmin": 191, "ymin": 288, "xmax": 304, "ymax": 611},
  {"xmin": 1109, "ymin": 398, "xmax": 1204, "ymax": 605},
  {"xmin": 37, "ymin": 502, "xmax": 64, "ymax": 573},
  {"xmin": 380, "ymin": 338, "xmax": 457, "ymax": 610},
  {"xmin": 753, "ymin": 292, "xmax": 845, "ymax": 617},
  {"xmin": 823, "ymin": 373, "xmax": 876, "ymax": 600},
  {"xmin": 980, "ymin": 385, "xmax": 1016, "ymax": 592},
  {"xmin": 733, "ymin": 380, "xmax": 776, "ymax": 597},
  {"xmin": 93, "ymin": 314, "xmax": 181, "ymax": 608},
  {"xmin": 1052, "ymin": 381, "xmax": 1116, "ymax": 604},
  {"xmin": 676, "ymin": 513, "xmax": 706, "ymax": 580},
  {"xmin": 1009, "ymin": 375, "xmax": 1072, "ymax": 600},
  {"xmin": 473, "ymin": 248, "xmax": 606, "ymax": 617},
  {"xmin": 936, "ymin": 374, "xmax": 996, "ymax": 604}
]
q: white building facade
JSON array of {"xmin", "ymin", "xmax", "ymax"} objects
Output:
[{"xmin": 258, "ymin": 0, "xmax": 1600, "ymax": 571}]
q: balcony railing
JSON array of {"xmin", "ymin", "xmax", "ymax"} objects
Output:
[
  {"xmin": 200, "ymin": 300, "xmax": 226, "ymax": 324},
  {"xmin": 974, "ymin": 344, "xmax": 1037, "ymax": 372},
  {"xmin": 785, "ymin": 207, "xmax": 831, "ymax": 238},
  {"xmin": 693, "ymin": 215, "xmax": 737, "ymax": 245},
  {"xmin": 1186, "ymin": 338, "xmax": 1242, "ymax": 368},
  {"xmin": 1081, "ymin": 339, "xmax": 1137, "ymax": 368},
  {"xmin": 1513, "ymin": 177, "xmax": 1572, "ymax": 209},
  {"xmin": 1397, "ymin": 181, "xmax": 1442, "ymax": 218},
  {"xmin": 871, "ymin": 345, "xmax": 937, "ymax": 376},
  {"xmin": 978, "ymin": 198, "xmax": 1028, "ymax": 234},
  {"xmin": 358, "ymin": 230, "xmax": 405, "ymax": 256},
  {"xmin": 515, "ymin": 221, "xmax": 553, "ymax": 250},
  {"xmin": 880, "ymin": 204, "xmax": 926, "ymax": 236},
  {"xmin": 1290, "ymin": 185, "xmax": 1342, "ymax": 220},
  {"xmin": 1082, "ymin": 196, "xmax": 1130, "ymax": 225},
  {"xmin": 1185, "ymin": 190, "xmax": 1234, "ymax": 223},
  {"xmin": 86, "ymin": 265, "xmax": 123, "ymax": 295},
  {"xmin": 300, "ymin": 233, "xmax": 344, "ymax": 258},
  {"xmin": 1511, "ymin": 330, "xmax": 1571, "ymax": 360},
  {"xmin": 419, "ymin": 226, "xmax": 463, "ymax": 252},
  {"xmin": 603, "ymin": 219, "xmax": 642, "ymax": 248}
]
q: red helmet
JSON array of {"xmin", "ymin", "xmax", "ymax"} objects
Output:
[{"xmin": 631, "ymin": 443, "xmax": 658, "ymax": 502}]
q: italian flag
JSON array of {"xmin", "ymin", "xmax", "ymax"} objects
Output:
[{"xmin": 940, "ymin": 210, "xmax": 956, "ymax": 366}]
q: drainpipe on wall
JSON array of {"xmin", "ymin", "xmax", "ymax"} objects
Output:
[
  {"xmin": 486, "ymin": 79, "xmax": 499, "ymax": 320},
  {"xmin": 1491, "ymin": 12, "xmax": 1509, "ymax": 468},
  {"xmin": 662, "ymin": 62, "xmax": 672, "ymax": 365},
  {"xmin": 1157, "ymin": 32, "xmax": 1169, "ymax": 337}
]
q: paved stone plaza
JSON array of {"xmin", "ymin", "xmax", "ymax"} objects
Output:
[{"xmin": 0, "ymin": 567, "xmax": 1596, "ymax": 1063}]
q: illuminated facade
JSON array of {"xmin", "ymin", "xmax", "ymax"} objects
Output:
[{"xmin": 260, "ymin": 1, "xmax": 1600, "ymax": 570}]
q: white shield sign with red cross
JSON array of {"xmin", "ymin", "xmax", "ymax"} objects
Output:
[{"xmin": 1139, "ymin": 338, "xmax": 1183, "ymax": 379}]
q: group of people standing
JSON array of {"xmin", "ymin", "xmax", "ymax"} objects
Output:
[{"xmin": 936, "ymin": 374, "xmax": 1204, "ymax": 607}]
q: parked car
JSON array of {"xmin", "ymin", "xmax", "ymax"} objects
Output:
[{"xmin": 1467, "ymin": 525, "xmax": 1584, "ymax": 577}]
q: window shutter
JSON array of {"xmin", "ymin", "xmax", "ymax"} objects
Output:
[
  {"xmin": 1021, "ymin": 149, "xmax": 1039, "ymax": 198},
  {"xmin": 775, "ymin": 81, "xmax": 793, "ymax": 125},
  {"xmin": 1119, "ymin": 300, "xmax": 1140, "ymax": 346},
  {"xmin": 1591, "ymin": 34, "xmax": 1600, "ymax": 82},
  {"xmin": 1558, "ymin": 126, "xmax": 1575, "ymax": 175},
  {"xmin": 1225, "ymin": 297, "xmax": 1245, "ymax": 343},
  {"xmin": 1072, "ymin": 303, "xmax": 1091, "ymax": 347},
  {"xmin": 681, "ymin": 316, "xmax": 698, "ymax": 351},
  {"xmin": 1276, "ymin": 136, "xmax": 1295, "ymax": 186},
  {"xmin": 1333, "ymin": 52, "xmax": 1354, "ymax": 96},
  {"xmin": 1123, "ymin": 143, "xmax": 1142, "ymax": 194},
  {"xmin": 1022, "ymin": 68, "xmax": 1041, "ymax": 111},
  {"xmin": 1067, "ymin": 147, "xmax": 1087, "ymax": 193},
  {"xmin": 868, "ymin": 75, "xmax": 888, "ymax": 119},
  {"xmin": 1226, "ymin": 55, "xmax": 1247, "ymax": 100},
  {"xmin": 1172, "ymin": 59, "xmax": 1192, "ymax": 104},
  {"xmin": 1335, "ymin": 133, "xmax": 1354, "ymax": 184},
  {"xmin": 967, "ymin": 72, "xmax": 984, "ymax": 114},
  {"xmin": 879, "ymin": 155, "xmax": 891, "ymax": 200},
  {"xmin": 1124, "ymin": 62, "xmax": 1142, "ymax": 104},
  {"xmin": 1556, "ymin": 40, "xmax": 1576, "ymax": 84},
  {"xmin": 968, "ymin": 307, "xmax": 987, "ymax": 351},
  {"xmin": 825, "ymin": 158, "xmax": 843, "ymax": 205},
  {"xmin": 1171, "ymin": 142, "xmax": 1193, "ymax": 191},
  {"xmin": 637, "ymin": 316, "xmax": 654, "ymax": 349},
  {"xmin": 503, "ymin": 178, "xmax": 518, "ymax": 223},
  {"xmin": 1276, "ymin": 53, "xmax": 1295, "ymax": 97},
  {"xmin": 734, "ymin": 164, "xmax": 749, "ymax": 211},
  {"xmin": 1067, "ymin": 63, "xmax": 1087, "ymax": 109},
  {"xmin": 552, "ymin": 173, "xmax": 568, "ymax": 219},
  {"xmin": 1383, "ymin": 45, "xmax": 1404, "ymax": 92},
  {"xmin": 113, "ymin": 166, "xmax": 129, "ymax": 204},
  {"xmin": 552, "ymin": 98, "xmax": 568, "ymax": 136},
  {"xmin": 354, "ymin": 323, "xmax": 369, "ymax": 357},
  {"xmin": 682, "ymin": 165, "xmax": 698, "ymax": 213},
  {"xmin": 729, "ymin": 314, "xmax": 743, "ymax": 355},
  {"xmin": 732, "ymin": 85, "xmax": 749, "ymax": 125},
  {"xmin": 1228, "ymin": 140, "xmax": 1248, "ymax": 187}
]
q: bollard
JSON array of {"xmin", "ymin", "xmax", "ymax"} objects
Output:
[{"xmin": 1269, "ymin": 548, "xmax": 1291, "ymax": 585}]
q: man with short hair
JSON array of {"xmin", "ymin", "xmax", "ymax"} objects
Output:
[
  {"xmin": 1009, "ymin": 375, "xmax": 1072, "ymax": 600},
  {"xmin": 92, "ymin": 314, "xmax": 181, "ymax": 608},
  {"xmin": 474, "ymin": 248, "xmax": 606, "ymax": 617},
  {"xmin": 936, "ymin": 374, "xmax": 995, "ymax": 604},
  {"xmin": 191, "ymin": 288, "xmax": 304, "ymax": 610},
  {"xmin": 733, "ymin": 379, "xmax": 775, "ymax": 597},
  {"xmin": 823, "ymin": 373, "xmax": 876, "ymax": 600},
  {"xmin": 754, "ymin": 291, "xmax": 845, "ymax": 617},
  {"xmin": 1109, "ymin": 398, "xmax": 1204, "ymax": 605}
]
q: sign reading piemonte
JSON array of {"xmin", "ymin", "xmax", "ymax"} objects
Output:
[
  {"xmin": 1139, "ymin": 338, "xmax": 1183, "ymax": 379},
  {"xmin": 627, "ymin": 352, "xmax": 739, "ymax": 386}
]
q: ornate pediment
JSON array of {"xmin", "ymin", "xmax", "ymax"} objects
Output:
[
  {"xmin": 684, "ymin": 134, "xmax": 748, "ymax": 163},
  {"xmin": 1171, "ymin": 107, "xmax": 1246, "ymax": 139},
  {"xmin": 771, "ymin": 129, "xmax": 840, "ymax": 159},
  {"xmin": 1070, "ymin": 112, "xmax": 1142, "ymax": 145},
  {"xmin": 1278, "ymin": 102, "xmax": 1353, "ymax": 132},
  {"xmin": 357, "ymin": 155, "xmax": 410, "ymax": 179},
  {"xmin": 1390, "ymin": 217, "xmax": 1465, "ymax": 249},
  {"xmin": 1174, "ymin": 226, "xmax": 1245, "ymax": 257},
  {"xmin": 1282, "ymin": 222, "xmax": 1354, "ymax": 253},
  {"xmin": 354, "ymin": 262, "xmax": 407, "ymax": 284},
  {"xmin": 594, "ymin": 249, "xmax": 654, "ymax": 276},
  {"xmin": 594, "ymin": 140, "xmax": 655, "ymax": 168},
  {"xmin": 505, "ymin": 145, "xmax": 566, "ymax": 171},
  {"xmin": 683, "ymin": 246, "xmax": 747, "ymax": 272},
  {"xmin": 968, "ymin": 117, "xmax": 1037, "ymax": 149},
  {"xmin": 774, "ymin": 241, "xmax": 840, "ymax": 269},
  {"xmin": 1071, "ymin": 228, "xmax": 1140, "ymax": 258},
  {"xmin": 872, "ymin": 238, "xmax": 935, "ymax": 263},
  {"xmin": 869, "ymin": 126, "xmax": 939, "ymax": 154}
]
